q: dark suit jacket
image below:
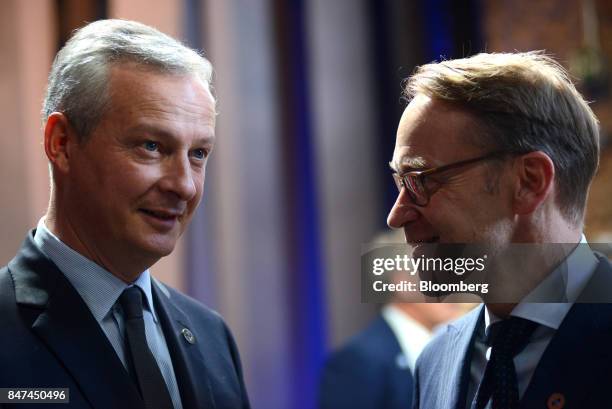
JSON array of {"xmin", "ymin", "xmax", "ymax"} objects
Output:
[
  {"xmin": 0, "ymin": 231, "xmax": 250, "ymax": 409},
  {"xmin": 413, "ymin": 254, "xmax": 612, "ymax": 409},
  {"xmin": 319, "ymin": 315, "xmax": 414, "ymax": 409}
]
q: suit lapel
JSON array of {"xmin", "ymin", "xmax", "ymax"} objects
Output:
[
  {"xmin": 152, "ymin": 281, "xmax": 217, "ymax": 409},
  {"xmin": 450, "ymin": 306, "xmax": 483, "ymax": 409},
  {"xmin": 430, "ymin": 305, "xmax": 483, "ymax": 409},
  {"xmin": 520, "ymin": 303, "xmax": 612, "ymax": 408},
  {"xmin": 521, "ymin": 257, "xmax": 612, "ymax": 408},
  {"xmin": 575, "ymin": 253, "xmax": 612, "ymax": 303},
  {"xmin": 9, "ymin": 233, "xmax": 143, "ymax": 409}
]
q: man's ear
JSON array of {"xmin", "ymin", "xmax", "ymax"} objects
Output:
[
  {"xmin": 512, "ymin": 151, "xmax": 555, "ymax": 215},
  {"xmin": 44, "ymin": 112, "xmax": 77, "ymax": 173}
]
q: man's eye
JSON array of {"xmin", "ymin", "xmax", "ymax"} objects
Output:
[
  {"xmin": 423, "ymin": 176, "xmax": 442, "ymax": 191},
  {"xmin": 192, "ymin": 148, "xmax": 207, "ymax": 159},
  {"xmin": 144, "ymin": 141, "xmax": 159, "ymax": 151}
]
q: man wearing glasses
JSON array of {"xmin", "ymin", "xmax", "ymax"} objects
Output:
[{"xmin": 388, "ymin": 52, "xmax": 612, "ymax": 408}]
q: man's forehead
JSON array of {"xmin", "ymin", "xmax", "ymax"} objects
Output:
[
  {"xmin": 108, "ymin": 62, "xmax": 213, "ymax": 97},
  {"xmin": 391, "ymin": 97, "xmax": 441, "ymax": 171},
  {"xmin": 391, "ymin": 95, "xmax": 484, "ymax": 171},
  {"xmin": 397, "ymin": 95, "xmax": 433, "ymax": 136},
  {"xmin": 106, "ymin": 64, "xmax": 215, "ymax": 116}
]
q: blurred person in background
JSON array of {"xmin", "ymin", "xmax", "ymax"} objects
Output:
[
  {"xmin": 0, "ymin": 20, "xmax": 249, "ymax": 409},
  {"xmin": 388, "ymin": 51, "xmax": 611, "ymax": 409},
  {"xmin": 318, "ymin": 229, "xmax": 468, "ymax": 409}
]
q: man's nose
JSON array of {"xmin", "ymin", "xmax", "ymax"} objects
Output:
[
  {"xmin": 387, "ymin": 188, "xmax": 420, "ymax": 228},
  {"xmin": 160, "ymin": 156, "xmax": 198, "ymax": 201}
]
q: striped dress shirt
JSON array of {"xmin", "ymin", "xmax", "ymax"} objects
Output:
[{"xmin": 33, "ymin": 218, "xmax": 184, "ymax": 409}]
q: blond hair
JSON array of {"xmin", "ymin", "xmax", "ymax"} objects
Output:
[{"xmin": 405, "ymin": 51, "xmax": 599, "ymax": 225}]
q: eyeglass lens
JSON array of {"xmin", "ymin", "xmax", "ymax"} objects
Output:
[{"xmin": 394, "ymin": 173, "xmax": 427, "ymax": 205}]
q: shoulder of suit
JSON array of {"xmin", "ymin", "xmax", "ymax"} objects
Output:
[
  {"xmin": 151, "ymin": 278, "xmax": 224, "ymax": 324},
  {"xmin": 445, "ymin": 304, "xmax": 482, "ymax": 333},
  {"xmin": 326, "ymin": 316, "xmax": 400, "ymax": 366},
  {"xmin": 417, "ymin": 305, "xmax": 481, "ymax": 366}
]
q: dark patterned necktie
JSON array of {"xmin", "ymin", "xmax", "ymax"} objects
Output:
[
  {"xmin": 472, "ymin": 316, "xmax": 538, "ymax": 409},
  {"xmin": 119, "ymin": 286, "xmax": 174, "ymax": 409}
]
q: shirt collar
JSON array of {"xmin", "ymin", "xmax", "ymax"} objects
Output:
[
  {"xmin": 33, "ymin": 218, "xmax": 157, "ymax": 324},
  {"xmin": 486, "ymin": 234, "xmax": 598, "ymax": 330}
]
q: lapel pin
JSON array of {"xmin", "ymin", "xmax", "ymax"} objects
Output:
[
  {"xmin": 547, "ymin": 392, "xmax": 565, "ymax": 409},
  {"xmin": 181, "ymin": 327, "xmax": 196, "ymax": 344}
]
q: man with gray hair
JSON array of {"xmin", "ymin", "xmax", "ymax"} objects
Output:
[
  {"xmin": 387, "ymin": 51, "xmax": 612, "ymax": 408},
  {"xmin": 0, "ymin": 19, "xmax": 250, "ymax": 409}
]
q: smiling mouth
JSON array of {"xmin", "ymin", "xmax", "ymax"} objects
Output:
[
  {"xmin": 139, "ymin": 209, "xmax": 181, "ymax": 221},
  {"xmin": 411, "ymin": 236, "xmax": 440, "ymax": 245}
]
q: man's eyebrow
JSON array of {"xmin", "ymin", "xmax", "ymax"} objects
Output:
[
  {"xmin": 389, "ymin": 156, "xmax": 428, "ymax": 173},
  {"xmin": 127, "ymin": 124, "xmax": 214, "ymax": 145}
]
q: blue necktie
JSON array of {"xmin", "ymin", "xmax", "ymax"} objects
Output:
[{"xmin": 472, "ymin": 317, "xmax": 538, "ymax": 409}]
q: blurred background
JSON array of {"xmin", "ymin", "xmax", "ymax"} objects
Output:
[{"xmin": 1, "ymin": 0, "xmax": 611, "ymax": 408}]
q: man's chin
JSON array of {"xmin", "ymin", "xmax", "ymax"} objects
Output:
[{"xmin": 137, "ymin": 234, "xmax": 179, "ymax": 260}]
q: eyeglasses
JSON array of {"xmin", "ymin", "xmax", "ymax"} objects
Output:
[{"xmin": 392, "ymin": 151, "xmax": 513, "ymax": 206}]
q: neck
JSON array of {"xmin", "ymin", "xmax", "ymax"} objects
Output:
[
  {"xmin": 486, "ymin": 216, "xmax": 583, "ymax": 318},
  {"xmin": 44, "ymin": 205, "xmax": 152, "ymax": 283},
  {"xmin": 513, "ymin": 207, "xmax": 583, "ymax": 244},
  {"xmin": 485, "ymin": 303, "xmax": 516, "ymax": 318}
]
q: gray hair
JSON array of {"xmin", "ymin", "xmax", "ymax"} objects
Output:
[
  {"xmin": 42, "ymin": 19, "xmax": 214, "ymax": 141},
  {"xmin": 405, "ymin": 51, "xmax": 600, "ymax": 225}
]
